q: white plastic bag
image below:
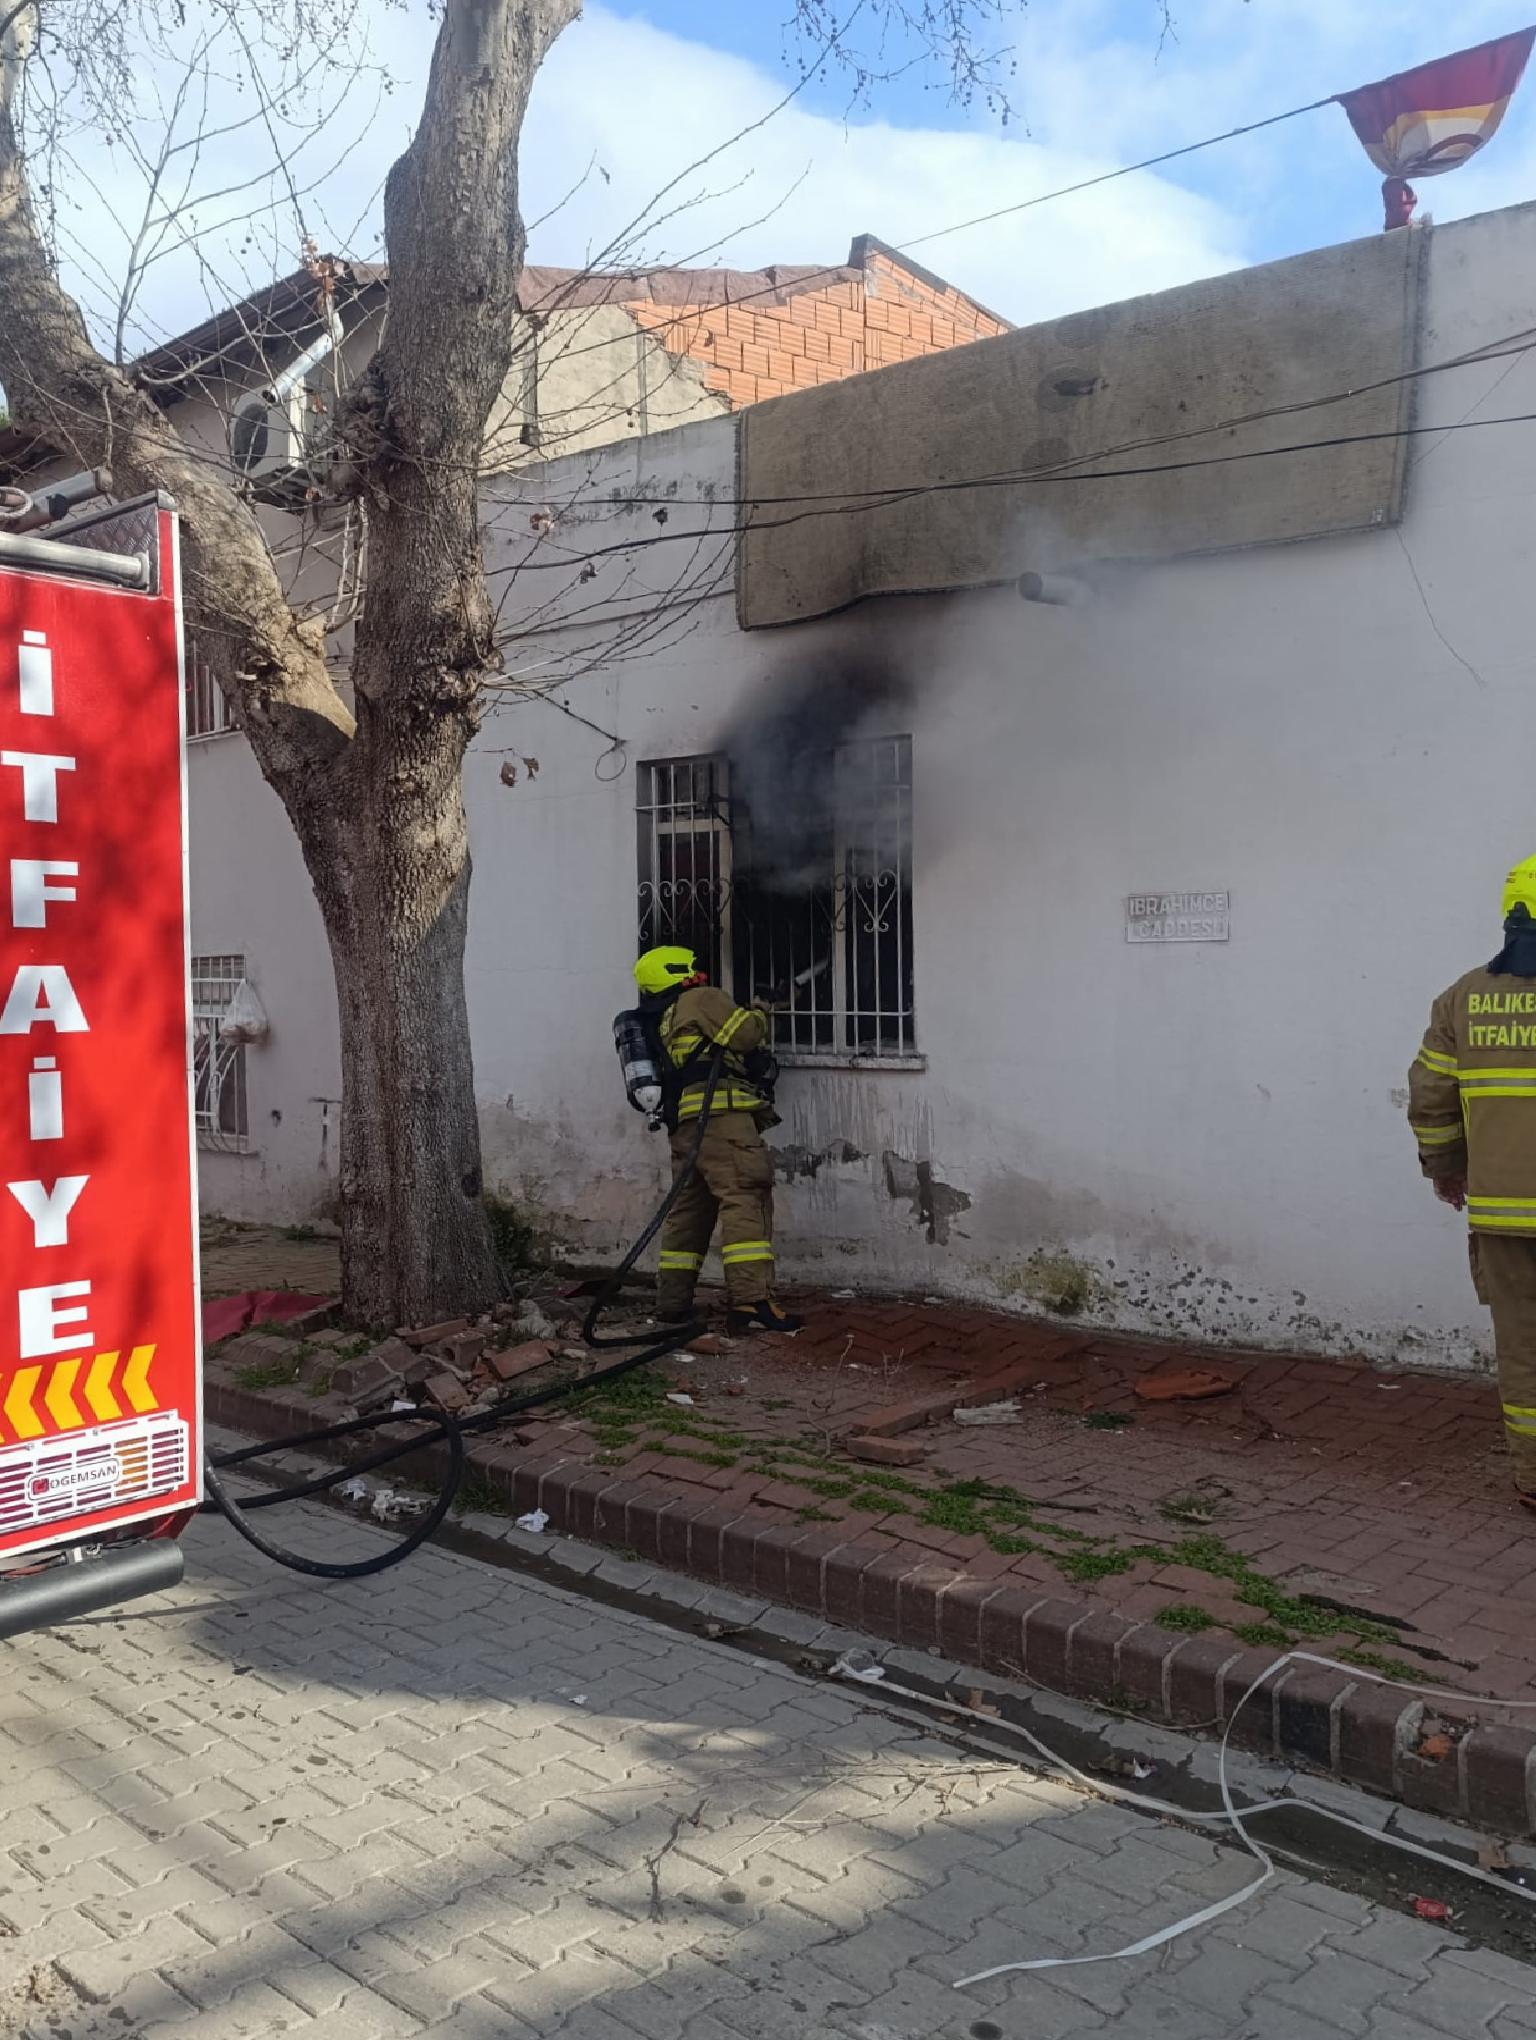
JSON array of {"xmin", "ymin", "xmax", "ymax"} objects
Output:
[{"xmin": 221, "ymin": 977, "xmax": 270, "ymax": 1045}]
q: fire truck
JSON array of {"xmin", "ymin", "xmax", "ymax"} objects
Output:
[{"xmin": 0, "ymin": 484, "xmax": 201, "ymax": 1639}]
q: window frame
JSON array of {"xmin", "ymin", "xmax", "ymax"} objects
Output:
[
  {"xmin": 635, "ymin": 738, "xmax": 919, "ymax": 1068},
  {"xmin": 185, "ymin": 634, "xmax": 236, "ymax": 742},
  {"xmin": 191, "ymin": 952, "xmax": 252, "ymax": 1153}
]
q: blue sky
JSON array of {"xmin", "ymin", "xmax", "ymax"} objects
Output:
[
  {"xmin": 41, "ymin": 1, "xmax": 1536, "ymax": 349},
  {"xmin": 557, "ymin": 2, "xmax": 1536, "ymax": 301}
]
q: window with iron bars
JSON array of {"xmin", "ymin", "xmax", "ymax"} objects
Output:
[
  {"xmin": 192, "ymin": 953, "xmax": 250, "ymax": 1151},
  {"xmin": 636, "ymin": 739, "xmax": 916, "ymax": 1060},
  {"xmin": 186, "ymin": 634, "xmax": 235, "ymax": 740}
]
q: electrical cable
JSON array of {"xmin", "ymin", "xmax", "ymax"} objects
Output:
[
  {"xmin": 490, "ymin": 405, "xmax": 1536, "ymax": 582},
  {"xmin": 198, "ymin": 1054, "xmax": 728, "ymax": 1579},
  {"xmin": 498, "ymin": 328, "xmax": 1536, "ymax": 517},
  {"xmin": 472, "ymin": 91, "xmax": 1341, "ymax": 387}
]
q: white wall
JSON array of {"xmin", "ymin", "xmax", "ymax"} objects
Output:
[
  {"xmin": 186, "ymin": 732, "xmax": 341, "ymax": 1219},
  {"xmin": 188, "ymin": 201, "xmax": 1536, "ymax": 1368}
]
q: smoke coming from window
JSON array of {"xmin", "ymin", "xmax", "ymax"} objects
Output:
[{"xmin": 717, "ymin": 648, "xmax": 912, "ymax": 894}]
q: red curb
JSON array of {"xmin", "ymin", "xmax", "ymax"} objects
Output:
[
  {"xmin": 686, "ymin": 1502, "xmax": 742, "ymax": 1583},
  {"xmin": 1465, "ymin": 1725, "xmax": 1536, "ymax": 1835},
  {"xmin": 977, "ymin": 1586, "xmax": 1052, "ymax": 1678},
  {"xmin": 859, "ymin": 1550, "xmax": 917, "ymax": 1639},
  {"xmin": 1115, "ymin": 1623, "xmax": 1174, "ymax": 1716},
  {"xmin": 785, "ymin": 1529, "xmax": 842, "ymax": 1614},
  {"xmin": 1399, "ymin": 1733, "xmax": 1467, "ymax": 1822},
  {"xmin": 1338, "ymin": 1682, "xmax": 1420, "ymax": 1797},
  {"xmin": 204, "ymin": 1378, "xmax": 1536, "ymax": 1837},
  {"xmin": 1022, "ymin": 1598, "xmax": 1085, "ymax": 1692},
  {"xmin": 1064, "ymin": 1611, "xmax": 1137, "ymax": 1702},
  {"xmin": 938, "ymin": 1578, "xmax": 1006, "ymax": 1664},
  {"xmin": 1220, "ymin": 1650, "xmax": 1286, "ymax": 1752},
  {"xmin": 1168, "ymin": 1637, "xmax": 1243, "ymax": 1728},
  {"xmin": 1276, "ymin": 1667, "xmax": 1356, "ymax": 1772},
  {"xmin": 898, "ymin": 1564, "xmax": 962, "ymax": 1650}
]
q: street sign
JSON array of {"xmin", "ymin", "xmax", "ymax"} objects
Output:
[
  {"xmin": 1125, "ymin": 891, "xmax": 1231, "ymax": 944},
  {"xmin": 0, "ymin": 499, "xmax": 200, "ymax": 1558}
]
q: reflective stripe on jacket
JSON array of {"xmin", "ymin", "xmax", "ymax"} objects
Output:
[
  {"xmin": 1409, "ymin": 968, "xmax": 1536, "ymax": 1231},
  {"xmin": 661, "ymin": 984, "xmax": 770, "ymax": 1122}
]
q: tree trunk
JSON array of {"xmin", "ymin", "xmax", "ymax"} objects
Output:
[
  {"xmin": 318, "ymin": 0, "xmax": 582, "ymax": 1323},
  {"xmin": 309, "ymin": 703, "xmax": 498, "ymax": 1329}
]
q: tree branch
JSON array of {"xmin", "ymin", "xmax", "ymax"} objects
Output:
[
  {"xmin": 344, "ymin": 0, "xmax": 581, "ymax": 714},
  {"xmin": 0, "ymin": 6, "xmax": 353, "ymax": 801}
]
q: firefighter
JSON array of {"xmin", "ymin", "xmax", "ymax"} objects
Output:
[
  {"xmin": 633, "ymin": 944, "xmax": 802, "ymax": 1335},
  {"xmin": 1409, "ymin": 855, "xmax": 1536, "ymax": 1509}
]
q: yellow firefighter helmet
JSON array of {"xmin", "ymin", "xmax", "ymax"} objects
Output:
[
  {"xmin": 1503, "ymin": 857, "xmax": 1536, "ymax": 921},
  {"xmin": 634, "ymin": 945, "xmax": 700, "ymax": 995}
]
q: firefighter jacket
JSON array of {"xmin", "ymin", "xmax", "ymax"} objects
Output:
[
  {"xmin": 1409, "ymin": 966, "xmax": 1536, "ymax": 1233},
  {"xmin": 660, "ymin": 984, "xmax": 771, "ymax": 1122}
]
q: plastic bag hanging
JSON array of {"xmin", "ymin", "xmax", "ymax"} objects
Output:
[{"xmin": 221, "ymin": 977, "xmax": 270, "ymax": 1045}]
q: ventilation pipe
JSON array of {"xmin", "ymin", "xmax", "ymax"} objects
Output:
[{"xmin": 1017, "ymin": 570, "xmax": 1092, "ymax": 608}]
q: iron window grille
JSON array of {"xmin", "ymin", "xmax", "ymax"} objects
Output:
[
  {"xmin": 636, "ymin": 738, "xmax": 915, "ymax": 1060},
  {"xmin": 185, "ymin": 634, "xmax": 235, "ymax": 740},
  {"xmin": 192, "ymin": 953, "xmax": 250, "ymax": 1151}
]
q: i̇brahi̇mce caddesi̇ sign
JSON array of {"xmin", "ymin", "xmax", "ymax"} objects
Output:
[{"xmin": 1125, "ymin": 891, "xmax": 1231, "ymax": 944}]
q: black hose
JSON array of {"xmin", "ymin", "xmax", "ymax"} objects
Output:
[{"xmin": 198, "ymin": 1055, "xmax": 725, "ymax": 1580}]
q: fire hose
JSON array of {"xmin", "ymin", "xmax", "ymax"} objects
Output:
[{"xmin": 198, "ymin": 1055, "xmax": 726, "ymax": 1580}]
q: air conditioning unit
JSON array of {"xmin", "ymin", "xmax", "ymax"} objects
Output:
[
  {"xmin": 229, "ymin": 310, "xmax": 345, "ymax": 491},
  {"xmin": 230, "ymin": 386, "xmax": 313, "ymax": 482}
]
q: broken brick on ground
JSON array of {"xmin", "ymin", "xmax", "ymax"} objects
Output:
[{"xmin": 205, "ymin": 1245, "xmax": 1536, "ymax": 1718}]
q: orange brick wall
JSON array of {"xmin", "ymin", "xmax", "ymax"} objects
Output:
[
  {"xmin": 862, "ymin": 251, "xmax": 1007, "ymax": 372},
  {"xmin": 624, "ymin": 256, "xmax": 1005, "ymax": 412}
]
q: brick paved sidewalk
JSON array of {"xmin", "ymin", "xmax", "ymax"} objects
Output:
[
  {"xmin": 203, "ymin": 1256, "xmax": 1525, "ymax": 1689},
  {"xmin": 770, "ymin": 1293, "xmax": 1534, "ymax": 1698},
  {"xmin": 203, "ymin": 1230, "xmax": 1536, "ymax": 1821}
]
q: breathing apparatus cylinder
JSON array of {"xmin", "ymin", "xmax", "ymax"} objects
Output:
[{"xmin": 613, "ymin": 1008, "xmax": 665, "ymax": 1124}]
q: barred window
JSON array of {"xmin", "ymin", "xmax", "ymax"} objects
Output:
[
  {"xmin": 636, "ymin": 737, "xmax": 915, "ymax": 1060},
  {"xmin": 186, "ymin": 634, "xmax": 235, "ymax": 741},
  {"xmin": 192, "ymin": 953, "xmax": 249, "ymax": 1150}
]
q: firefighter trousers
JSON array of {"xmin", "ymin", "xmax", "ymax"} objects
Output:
[
  {"xmin": 657, "ymin": 1111, "xmax": 776, "ymax": 1313},
  {"xmin": 1469, "ymin": 1232, "xmax": 1536, "ymax": 1492}
]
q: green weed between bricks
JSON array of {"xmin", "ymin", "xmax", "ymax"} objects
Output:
[{"xmin": 566, "ymin": 1378, "xmax": 1425, "ymax": 1664}]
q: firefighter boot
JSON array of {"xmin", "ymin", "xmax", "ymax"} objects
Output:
[{"xmin": 727, "ymin": 1298, "xmax": 803, "ymax": 1336}]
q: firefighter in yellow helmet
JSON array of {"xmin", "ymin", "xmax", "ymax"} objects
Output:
[
  {"xmin": 633, "ymin": 945, "xmax": 801, "ymax": 1335},
  {"xmin": 1409, "ymin": 855, "xmax": 1536, "ymax": 1510}
]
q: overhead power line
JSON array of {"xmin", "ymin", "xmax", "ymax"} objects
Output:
[
  {"xmin": 500, "ymin": 329, "xmax": 1536, "ymax": 517},
  {"xmin": 897, "ymin": 96, "xmax": 1338, "ymax": 255},
  {"xmin": 524, "ymin": 89, "xmax": 1342, "ymax": 376},
  {"xmin": 487, "ymin": 405, "xmax": 1536, "ymax": 581}
]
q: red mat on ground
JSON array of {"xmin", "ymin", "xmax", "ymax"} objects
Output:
[{"xmin": 202, "ymin": 1290, "xmax": 332, "ymax": 1344}]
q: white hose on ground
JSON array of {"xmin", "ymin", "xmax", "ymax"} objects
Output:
[{"xmin": 829, "ymin": 1649, "xmax": 1536, "ymax": 1984}]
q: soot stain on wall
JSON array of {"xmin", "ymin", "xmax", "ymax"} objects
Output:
[
  {"xmin": 775, "ymin": 1140, "xmax": 866, "ymax": 1181},
  {"xmin": 883, "ymin": 1150, "xmax": 971, "ymax": 1245}
]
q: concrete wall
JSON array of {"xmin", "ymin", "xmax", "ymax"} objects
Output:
[
  {"xmin": 188, "ymin": 200, "xmax": 1536, "ymax": 1369},
  {"xmin": 486, "ymin": 306, "xmax": 731, "ymax": 468}
]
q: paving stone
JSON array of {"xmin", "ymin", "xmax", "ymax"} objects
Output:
[
  {"xmin": 4, "ymin": 1495, "xmax": 1530, "ymax": 2040},
  {"xmin": 1261, "ymin": 1951, "xmax": 1405, "ymax": 2035},
  {"xmin": 1389, "ymin": 1965, "xmax": 1528, "ymax": 2037}
]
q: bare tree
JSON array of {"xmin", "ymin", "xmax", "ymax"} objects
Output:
[{"xmin": 0, "ymin": 0, "xmax": 1045, "ymax": 1326}]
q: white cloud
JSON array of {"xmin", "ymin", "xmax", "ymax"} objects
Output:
[
  {"xmin": 29, "ymin": 0, "xmax": 1536, "ymax": 358},
  {"xmin": 32, "ymin": 2, "xmax": 1248, "ymax": 353},
  {"xmin": 515, "ymin": 8, "xmax": 1248, "ymax": 323}
]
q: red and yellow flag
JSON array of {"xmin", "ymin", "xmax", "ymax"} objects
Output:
[{"xmin": 1338, "ymin": 28, "xmax": 1535, "ymax": 226}]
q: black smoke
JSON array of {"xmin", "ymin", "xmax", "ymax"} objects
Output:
[{"xmin": 718, "ymin": 648, "xmax": 911, "ymax": 894}]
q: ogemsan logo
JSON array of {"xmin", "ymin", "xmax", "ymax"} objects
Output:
[{"xmin": 26, "ymin": 1455, "xmax": 122, "ymax": 1503}]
